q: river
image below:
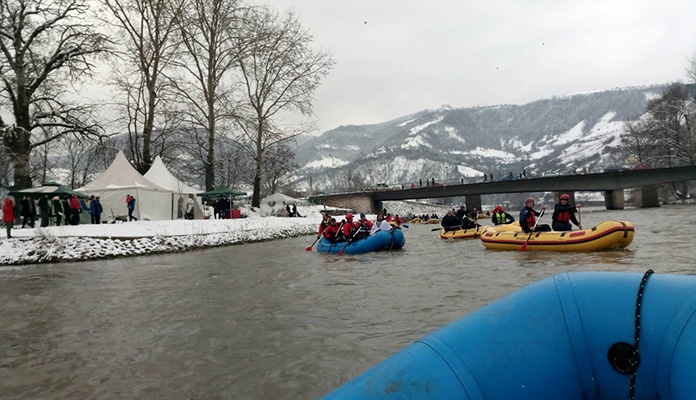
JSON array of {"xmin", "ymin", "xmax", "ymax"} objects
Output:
[{"xmin": 1, "ymin": 205, "xmax": 695, "ymax": 399}]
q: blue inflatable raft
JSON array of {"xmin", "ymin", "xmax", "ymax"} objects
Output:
[
  {"xmin": 316, "ymin": 229, "xmax": 405, "ymax": 254},
  {"xmin": 322, "ymin": 271, "xmax": 696, "ymax": 399}
]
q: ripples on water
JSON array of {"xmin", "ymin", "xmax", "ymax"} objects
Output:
[{"xmin": 1, "ymin": 205, "xmax": 695, "ymax": 399}]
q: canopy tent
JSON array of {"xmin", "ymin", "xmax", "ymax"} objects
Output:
[
  {"xmin": 77, "ymin": 151, "xmax": 173, "ymax": 221},
  {"xmin": 8, "ymin": 182, "xmax": 89, "ymax": 200},
  {"xmin": 144, "ymin": 156, "xmax": 205, "ymax": 219}
]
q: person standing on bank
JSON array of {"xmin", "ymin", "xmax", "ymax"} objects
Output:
[
  {"xmin": 552, "ymin": 193, "xmax": 582, "ymax": 231},
  {"xmin": 3, "ymin": 197, "xmax": 15, "ymax": 238},
  {"xmin": 38, "ymin": 194, "xmax": 50, "ymax": 227},
  {"xmin": 126, "ymin": 194, "xmax": 137, "ymax": 221},
  {"xmin": 20, "ymin": 196, "xmax": 36, "ymax": 228},
  {"xmin": 69, "ymin": 194, "xmax": 81, "ymax": 225},
  {"xmin": 90, "ymin": 196, "xmax": 104, "ymax": 224},
  {"xmin": 52, "ymin": 196, "xmax": 64, "ymax": 226}
]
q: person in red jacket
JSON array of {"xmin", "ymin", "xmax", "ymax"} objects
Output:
[
  {"xmin": 322, "ymin": 218, "xmax": 342, "ymax": 243},
  {"xmin": 354, "ymin": 213, "xmax": 373, "ymax": 239},
  {"xmin": 69, "ymin": 194, "xmax": 81, "ymax": 225},
  {"xmin": 3, "ymin": 197, "xmax": 16, "ymax": 238},
  {"xmin": 341, "ymin": 213, "xmax": 358, "ymax": 238},
  {"xmin": 317, "ymin": 212, "xmax": 331, "ymax": 236}
]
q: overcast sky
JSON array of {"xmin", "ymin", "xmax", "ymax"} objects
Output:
[{"xmin": 255, "ymin": 0, "xmax": 696, "ymax": 135}]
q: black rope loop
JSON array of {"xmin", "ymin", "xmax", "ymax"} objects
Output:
[{"xmin": 629, "ymin": 269, "xmax": 654, "ymax": 400}]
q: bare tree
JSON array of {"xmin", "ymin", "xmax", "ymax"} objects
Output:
[
  {"xmin": 0, "ymin": 0, "xmax": 110, "ymax": 189},
  {"xmin": 688, "ymin": 52, "xmax": 696, "ymax": 83},
  {"xmin": 261, "ymin": 141, "xmax": 297, "ymax": 195},
  {"xmin": 233, "ymin": 7, "xmax": 334, "ymax": 207},
  {"xmin": 100, "ymin": 0, "xmax": 184, "ymax": 173},
  {"xmin": 170, "ymin": 0, "xmax": 247, "ymax": 191}
]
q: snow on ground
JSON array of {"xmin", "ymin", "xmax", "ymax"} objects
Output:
[{"xmin": 0, "ymin": 205, "xmax": 324, "ymax": 266}]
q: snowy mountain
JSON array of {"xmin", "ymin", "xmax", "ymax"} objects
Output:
[{"xmin": 292, "ymin": 85, "xmax": 671, "ymax": 193}]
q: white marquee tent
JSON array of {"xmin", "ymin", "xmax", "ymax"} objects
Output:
[
  {"xmin": 259, "ymin": 193, "xmax": 308, "ymax": 217},
  {"xmin": 78, "ymin": 151, "xmax": 173, "ymax": 221},
  {"xmin": 144, "ymin": 156, "xmax": 205, "ymax": 219}
]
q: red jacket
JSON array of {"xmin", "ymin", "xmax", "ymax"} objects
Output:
[
  {"xmin": 2, "ymin": 198, "xmax": 15, "ymax": 223},
  {"xmin": 69, "ymin": 197, "xmax": 81, "ymax": 212},
  {"xmin": 323, "ymin": 223, "xmax": 341, "ymax": 240}
]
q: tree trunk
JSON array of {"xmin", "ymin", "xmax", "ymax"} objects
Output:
[
  {"xmin": 3, "ymin": 126, "xmax": 33, "ymax": 189},
  {"xmin": 252, "ymin": 123, "xmax": 264, "ymax": 208}
]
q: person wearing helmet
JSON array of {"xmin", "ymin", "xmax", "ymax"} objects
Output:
[
  {"xmin": 491, "ymin": 204, "xmax": 515, "ymax": 225},
  {"xmin": 519, "ymin": 197, "xmax": 550, "ymax": 233},
  {"xmin": 354, "ymin": 212, "xmax": 373, "ymax": 239},
  {"xmin": 342, "ymin": 213, "xmax": 356, "ymax": 238},
  {"xmin": 552, "ymin": 193, "xmax": 582, "ymax": 231}
]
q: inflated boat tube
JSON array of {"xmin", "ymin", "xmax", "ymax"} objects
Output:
[{"xmin": 322, "ymin": 272, "xmax": 696, "ymax": 399}]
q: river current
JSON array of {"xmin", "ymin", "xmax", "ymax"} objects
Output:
[{"xmin": 1, "ymin": 205, "xmax": 695, "ymax": 399}]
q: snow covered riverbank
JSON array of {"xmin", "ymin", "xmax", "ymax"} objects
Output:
[{"xmin": 0, "ymin": 214, "xmax": 321, "ymax": 266}]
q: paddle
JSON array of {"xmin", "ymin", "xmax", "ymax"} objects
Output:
[
  {"xmin": 305, "ymin": 235, "xmax": 321, "ymax": 251},
  {"xmin": 577, "ymin": 206, "xmax": 582, "ymax": 228},
  {"xmin": 338, "ymin": 227, "xmax": 363, "ymax": 256},
  {"xmin": 432, "ymin": 225, "xmax": 462, "ymax": 232},
  {"xmin": 327, "ymin": 221, "xmax": 344, "ymax": 253},
  {"xmin": 473, "ymin": 214, "xmax": 480, "ymax": 238},
  {"xmin": 520, "ymin": 208, "xmax": 545, "ymax": 252}
]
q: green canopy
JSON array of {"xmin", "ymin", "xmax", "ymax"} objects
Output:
[
  {"xmin": 196, "ymin": 186, "xmax": 246, "ymax": 199},
  {"xmin": 8, "ymin": 182, "xmax": 90, "ymax": 200}
]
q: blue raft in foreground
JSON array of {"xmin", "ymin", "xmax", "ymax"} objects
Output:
[
  {"xmin": 316, "ymin": 229, "xmax": 405, "ymax": 254},
  {"xmin": 322, "ymin": 271, "xmax": 696, "ymax": 399}
]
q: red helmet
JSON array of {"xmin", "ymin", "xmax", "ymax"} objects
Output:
[
  {"xmin": 560, "ymin": 194, "xmax": 570, "ymax": 200},
  {"xmin": 525, "ymin": 197, "xmax": 534, "ymax": 204},
  {"xmin": 345, "ymin": 213, "xmax": 353, "ymax": 220},
  {"xmin": 494, "ymin": 204, "xmax": 503, "ymax": 212}
]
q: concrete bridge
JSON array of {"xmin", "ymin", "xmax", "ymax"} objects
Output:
[{"xmin": 309, "ymin": 166, "xmax": 696, "ymax": 213}]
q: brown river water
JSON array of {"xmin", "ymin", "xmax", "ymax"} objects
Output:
[{"xmin": 1, "ymin": 205, "xmax": 695, "ymax": 399}]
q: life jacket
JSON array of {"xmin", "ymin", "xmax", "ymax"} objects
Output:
[
  {"xmin": 556, "ymin": 209, "xmax": 571, "ymax": 223},
  {"xmin": 318, "ymin": 218, "xmax": 330, "ymax": 235},
  {"xmin": 492, "ymin": 212, "xmax": 506, "ymax": 224},
  {"xmin": 523, "ymin": 208, "xmax": 536, "ymax": 227}
]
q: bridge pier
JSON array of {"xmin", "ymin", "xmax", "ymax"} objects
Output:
[
  {"xmin": 604, "ymin": 190, "xmax": 625, "ymax": 210},
  {"xmin": 635, "ymin": 185, "xmax": 661, "ymax": 208},
  {"xmin": 465, "ymin": 195, "xmax": 482, "ymax": 212}
]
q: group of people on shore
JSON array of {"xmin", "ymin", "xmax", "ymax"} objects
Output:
[
  {"xmin": 317, "ymin": 211, "xmax": 400, "ymax": 244},
  {"xmin": 441, "ymin": 194, "xmax": 582, "ymax": 233},
  {"xmin": 1, "ymin": 194, "xmax": 106, "ymax": 239}
]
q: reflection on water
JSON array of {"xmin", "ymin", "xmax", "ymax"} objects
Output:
[{"xmin": 1, "ymin": 205, "xmax": 695, "ymax": 399}]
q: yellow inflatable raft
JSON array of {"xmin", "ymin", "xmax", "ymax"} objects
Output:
[
  {"xmin": 480, "ymin": 220, "xmax": 635, "ymax": 251},
  {"xmin": 439, "ymin": 226, "xmax": 483, "ymax": 240}
]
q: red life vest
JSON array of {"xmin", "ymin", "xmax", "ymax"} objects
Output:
[
  {"xmin": 556, "ymin": 210, "xmax": 571, "ymax": 223},
  {"xmin": 524, "ymin": 208, "xmax": 536, "ymax": 227}
]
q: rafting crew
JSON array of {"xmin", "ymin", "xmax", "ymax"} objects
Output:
[
  {"xmin": 519, "ymin": 197, "xmax": 551, "ymax": 233},
  {"xmin": 491, "ymin": 204, "xmax": 515, "ymax": 225},
  {"xmin": 552, "ymin": 194, "xmax": 582, "ymax": 231}
]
